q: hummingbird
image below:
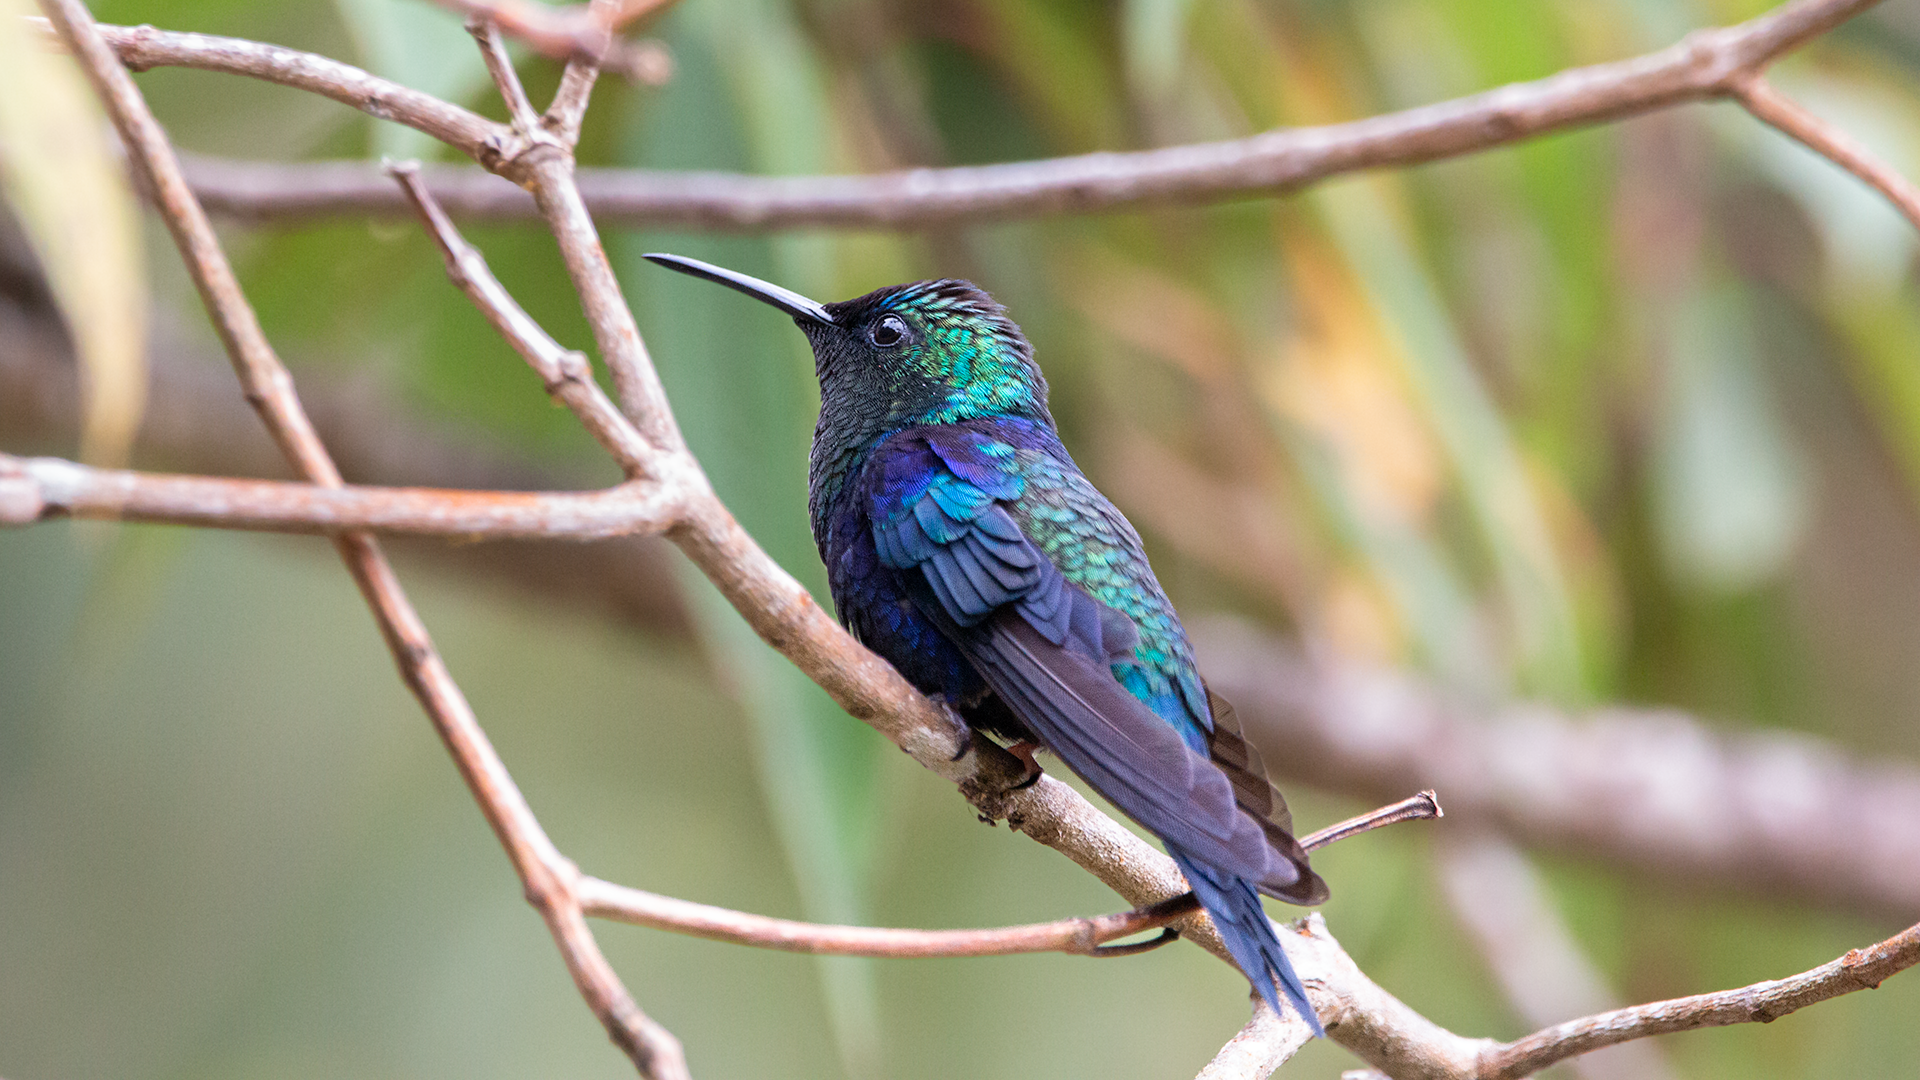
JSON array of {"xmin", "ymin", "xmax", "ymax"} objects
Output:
[{"xmin": 645, "ymin": 253, "xmax": 1329, "ymax": 1032}]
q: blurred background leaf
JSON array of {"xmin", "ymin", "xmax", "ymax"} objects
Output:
[{"xmin": 0, "ymin": 0, "xmax": 147, "ymax": 466}]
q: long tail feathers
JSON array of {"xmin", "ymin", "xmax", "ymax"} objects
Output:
[{"xmin": 1171, "ymin": 849, "xmax": 1323, "ymax": 1037}]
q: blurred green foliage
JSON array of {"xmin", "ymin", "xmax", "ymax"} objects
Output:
[{"xmin": 7, "ymin": 0, "xmax": 1920, "ymax": 1077}]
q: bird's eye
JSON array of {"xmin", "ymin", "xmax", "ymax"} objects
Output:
[{"xmin": 869, "ymin": 315, "xmax": 907, "ymax": 348}]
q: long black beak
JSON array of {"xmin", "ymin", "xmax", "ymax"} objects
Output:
[{"xmin": 643, "ymin": 253, "xmax": 834, "ymax": 326}]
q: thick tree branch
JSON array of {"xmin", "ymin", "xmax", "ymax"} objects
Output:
[
  {"xmin": 1261, "ymin": 912, "xmax": 1920, "ymax": 1080},
  {"xmin": 33, "ymin": 2, "xmax": 688, "ymax": 1076},
  {"xmin": 1195, "ymin": 1000, "xmax": 1309, "ymax": 1080},
  {"xmin": 1196, "ymin": 620, "xmax": 1920, "ymax": 922},
  {"xmin": 58, "ymin": 0, "xmax": 1879, "ymax": 228}
]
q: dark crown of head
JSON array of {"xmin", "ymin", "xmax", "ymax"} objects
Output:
[{"xmin": 826, "ymin": 279, "xmax": 1034, "ymax": 360}]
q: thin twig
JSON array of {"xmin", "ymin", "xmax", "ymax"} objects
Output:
[
  {"xmin": 425, "ymin": 0, "xmax": 674, "ymax": 84},
  {"xmin": 74, "ymin": 0, "xmax": 1884, "ymax": 228},
  {"xmin": 467, "ymin": 16, "xmax": 542, "ymax": 134},
  {"xmin": 1730, "ymin": 74, "xmax": 1920, "ymax": 234},
  {"xmin": 33, "ymin": 2, "xmax": 688, "ymax": 1077},
  {"xmin": 0, "ymin": 306, "xmax": 693, "ymax": 633},
  {"xmin": 580, "ymin": 880, "xmax": 1198, "ymax": 958},
  {"xmin": 521, "ymin": 155, "xmax": 681, "ymax": 447},
  {"xmin": 27, "ymin": 18, "xmax": 510, "ymax": 164},
  {"xmin": 1478, "ymin": 918, "xmax": 1920, "ymax": 1079},
  {"xmin": 567, "ymin": 788, "xmax": 1436, "ymax": 961},
  {"xmin": 0, "ymin": 453, "xmax": 680, "ymax": 538},
  {"xmin": 542, "ymin": 0, "xmax": 613, "ymax": 145},
  {"xmin": 386, "ymin": 161, "xmax": 658, "ymax": 477},
  {"xmin": 1300, "ymin": 791, "xmax": 1442, "ymax": 851},
  {"xmin": 437, "ymin": 0, "xmax": 611, "ymax": 66}
]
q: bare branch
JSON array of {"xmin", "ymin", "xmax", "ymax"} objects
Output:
[
  {"xmin": 1301, "ymin": 791, "xmax": 1442, "ymax": 850},
  {"xmin": 1731, "ymin": 74, "xmax": 1920, "ymax": 234},
  {"xmin": 467, "ymin": 16, "xmax": 542, "ymax": 134},
  {"xmin": 27, "ymin": 18, "xmax": 509, "ymax": 164},
  {"xmin": 541, "ymin": 0, "xmax": 618, "ymax": 145},
  {"xmin": 0, "ymin": 302, "xmax": 694, "ymax": 636},
  {"xmin": 1290, "ymin": 915, "xmax": 1493, "ymax": 1076},
  {"xmin": 0, "ymin": 453, "xmax": 681, "ymax": 538},
  {"xmin": 385, "ymin": 160, "xmax": 659, "ymax": 478},
  {"xmin": 579, "ymin": 879, "xmax": 1197, "ymax": 958},
  {"xmin": 1253, "ymin": 913, "xmax": 1919, "ymax": 1079},
  {"xmin": 85, "ymin": 0, "xmax": 1885, "ymax": 229},
  {"xmin": 439, "ymin": 0, "xmax": 611, "ymax": 68},
  {"xmin": 565, "ymin": 791, "xmax": 1433, "ymax": 961},
  {"xmin": 521, "ymin": 152, "xmax": 682, "ymax": 449},
  {"xmin": 1439, "ymin": 831, "xmax": 1679, "ymax": 1080},
  {"xmin": 1478, "ymin": 918, "xmax": 1920, "ymax": 1079},
  {"xmin": 33, "ymin": 1, "xmax": 687, "ymax": 1075},
  {"xmin": 425, "ymin": 0, "xmax": 673, "ymax": 85}
]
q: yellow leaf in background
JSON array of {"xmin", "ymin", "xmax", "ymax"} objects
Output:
[
  {"xmin": 0, "ymin": 0, "xmax": 147, "ymax": 466},
  {"xmin": 1266, "ymin": 230, "xmax": 1442, "ymax": 527},
  {"xmin": 1060, "ymin": 251, "xmax": 1235, "ymax": 384}
]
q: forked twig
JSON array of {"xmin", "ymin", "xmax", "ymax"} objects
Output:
[
  {"xmin": 32, "ymin": 1, "xmax": 688, "ymax": 1077},
  {"xmin": 386, "ymin": 160, "xmax": 659, "ymax": 478},
  {"xmin": 427, "ymin": 0, "xmax": 674, "ymax": 83},
  {"xmin": 1730, "ymin": 74, "xmax": 1920, "ymax": 234}
]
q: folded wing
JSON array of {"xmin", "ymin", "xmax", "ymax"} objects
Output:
[{"xmin": 863, "ymin": 429, "xmax": 1323, "ymax": 902}]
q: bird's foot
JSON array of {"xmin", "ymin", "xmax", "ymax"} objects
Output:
[{"xmin": 1005, "ymin": 741, "xmax": 1044, "ymax": 789}]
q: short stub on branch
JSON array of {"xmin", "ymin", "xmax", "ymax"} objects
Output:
[
  {"xmin": 1302, "ymin": 790, "xmax": 1444, "ymax": 853},
  {"xmin": 0, "ymin": 464, "xmax": 46, "ymax": 525}
]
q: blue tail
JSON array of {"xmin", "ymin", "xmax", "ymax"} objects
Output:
[{"xmin": 1171, "ymin": 849, "xmax": 1323, "ymax": 1037}]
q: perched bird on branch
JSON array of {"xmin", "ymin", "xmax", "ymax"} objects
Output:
[{"xmin": 645, "ymin": 253, "xmax": 1329, "ymax": 1031}]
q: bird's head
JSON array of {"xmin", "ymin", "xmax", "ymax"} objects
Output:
[{"xmin": 645, "ymin": 254, "xmax": 1049, "ymax": 438}]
